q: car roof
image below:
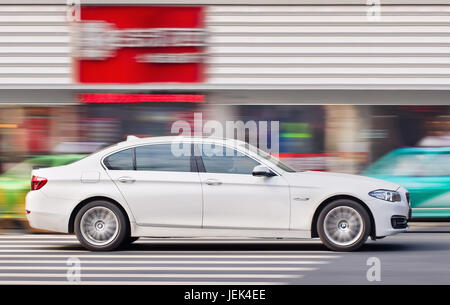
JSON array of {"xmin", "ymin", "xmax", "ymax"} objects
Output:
[
  {"xmin": 390, "ymin": 147, "xmax": 450, "ymax": 154},
  {"xmin": 116, "ymin": 136, "xmax": 248, "ymax": 147},
  {"xmin": 29, "ymin": 154, "xmax": 87, "ymax": 160},
  {"xmin": 93, "ymin": 136, "xmax": 255, "ymax": 160}
]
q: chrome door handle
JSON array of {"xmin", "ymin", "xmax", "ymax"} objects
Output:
[
  {"xmin": 293, "ymin": 197, "xmax": 310, "ymax": 201},
  {"xmin": 205, "ymin": 179, "xmax": 222, "ymax": 186},
  {"xmin": 118, "ymin": 176, "xmax": 135, "ymax": 183}
]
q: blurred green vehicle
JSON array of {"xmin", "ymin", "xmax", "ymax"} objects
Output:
[
  {"xmin": 0, "ymin": 154, "xmax": 86, "ymax": 219},
  {"xmin": 363, "ymin": 147, "xmax": 450, "ymax": 219}
]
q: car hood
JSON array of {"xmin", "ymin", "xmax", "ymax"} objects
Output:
[{"xmin": 284, "ymin": 171, "xmax": 401, "ymax": 192}]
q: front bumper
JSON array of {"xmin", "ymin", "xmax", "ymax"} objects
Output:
[
  {"xmin": 366, "ymin": 188, "xmax": 410, "ymax": 237},
  {"xmin": 391, "ymin": 215, "xmax": 408, "ymax": 229}
]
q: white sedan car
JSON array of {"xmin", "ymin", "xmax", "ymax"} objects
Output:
[{"xmin": 26, "ymin": 136, "xmax": 410, "ymax": 251}]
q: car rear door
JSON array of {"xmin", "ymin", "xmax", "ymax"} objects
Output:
[
  {"xmin": 104, "ymin": 142, "xmax": 203, "ymax": 228},
  {"xmin": 406, "ymin": 152, "xmax": 450, "ymax": 218}
]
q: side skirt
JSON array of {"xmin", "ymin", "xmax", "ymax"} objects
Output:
[{"xmin": 131, "ymin": 224, "xmax": 311, "ymax": 239}]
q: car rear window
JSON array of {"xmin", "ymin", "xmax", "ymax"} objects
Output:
[
  {"xmin": 135, "ymin": 144, "xmax": 191, "ymax": 172},
  {"xmin": 422, "ymin": 154, "xmax": 450, "ymax": 177},
  {"xmin": 104, "ymin": 149, "xmax": 134, "ymax": 170}
]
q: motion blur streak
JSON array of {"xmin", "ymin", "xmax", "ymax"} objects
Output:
[
  {"xmin": 79, "ymin": 94, "xmax": 206, "ymax": 104},
  {"xmin": 0, "ymin": 2, "xmax": 449, "ymax": 228}
]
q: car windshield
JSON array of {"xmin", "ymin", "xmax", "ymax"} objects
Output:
[{"xmin": 239, "ymin": 143, "xmax": 297, "ymax": 172}]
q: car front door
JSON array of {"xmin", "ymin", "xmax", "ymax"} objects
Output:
[
  {"xmin": 196, "ymin": 143, "xmax": 291, "ymax": 230},
  {"xmin": 104, "ymin": 143, "xmax": 203, "ymax": 227},
  {"xmin": 406, "ymin": 152, "xmax": 450, "ymax": 218}
]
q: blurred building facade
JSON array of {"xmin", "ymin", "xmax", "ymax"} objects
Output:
[{"xmin": 0, "ymin": 0, "xmax": 449, "ymax": 173}]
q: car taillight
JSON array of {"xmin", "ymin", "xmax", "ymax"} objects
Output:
[{"xmin": 31, "ymin": 175, "xmax": 47, "ymax": 190}]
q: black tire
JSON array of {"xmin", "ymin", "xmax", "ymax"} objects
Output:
[
  {"xmin": 74, "ymin": 200, "xmax": 127, "ymax": 251},
  {"xmin": 128, "ymin": 237, "xmax": 139, "ymax": 243},
  {"xmin": 317, "ymin": 199, "xmax": 371, "ymax": 252},
  {"xmin": 120, "ymin": 236, "xmax": 139, "ymax": 248}
]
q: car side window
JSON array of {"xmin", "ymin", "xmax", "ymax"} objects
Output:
[
  {"xmin": 200, "ymin": 144, "xmax": 260, "ymax": 175},
  {"xmin": 135, "ymin": 144, "xmax": 191, "ymax": 172},
  {"xmin": 104, "ymin": 148, "xmax": 134, "ymax": 170},
  {"xmin": 422, "ymin": 153, "xmax": 450, "ymax": 177}
]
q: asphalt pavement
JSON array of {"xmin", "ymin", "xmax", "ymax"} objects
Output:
[{"xmin": 0, "ymin": 230, "xmax": 449, "ymax": 285}]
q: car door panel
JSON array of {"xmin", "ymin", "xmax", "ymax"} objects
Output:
[
  {"xmin": 105, "ymin": 143, "xmax": 203, "ymax": 228},
  {"xmin": 401, "ymin": 176, "xmax": 450, "ymax": 218},
  {"xmin": 200, "ymin": 172, "xmax": 291, "ymax": 230},
  {"xmin": 196, "ymin": 143, "xmax": 291, "ymax": 230},
  {"xmin": 364, "ymin": 151, "xmax": 450, "ymax": 218},
  {"xmin": 108, "ymin": 170, "xmax": 203, "ymax": 227}
]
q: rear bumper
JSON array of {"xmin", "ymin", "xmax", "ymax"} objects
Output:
[{"xmin": 25, "ymin": 191, "xmax": 69, "ymax": 233}]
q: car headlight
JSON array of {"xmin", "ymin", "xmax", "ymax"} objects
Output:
[{"xmin": 369, "ymin": 189, "xmax": 401, "ymax": 202}]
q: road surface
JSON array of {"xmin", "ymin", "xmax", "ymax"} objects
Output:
[{"xmin": 0, "ymin": 232, "xmax": 448, "ymax": 284}]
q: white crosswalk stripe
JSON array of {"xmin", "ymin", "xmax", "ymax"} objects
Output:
[
  {"xmin": 0, "ymin": 265, "xmax": 315, "ymax": 271},
  {"xmin": 0, "ymin": 280, "xmax": 286, "ymax": 285},
  {"xmin": 0, "ymin": 234, "xmax": 340, "ymax": 285}
]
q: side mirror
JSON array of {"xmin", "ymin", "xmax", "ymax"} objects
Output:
[{"xmin": 252, "ymin": 165, "xmax": 276, "ymax": 177}]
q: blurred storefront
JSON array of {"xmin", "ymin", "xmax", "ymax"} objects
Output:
[
  {"xmin": 0, "ymin": 106, "xmax": 82, "ymax": 171},
  {"xmin": 0, "ymin": 0, "xmax": 449, "ymax": 175}
]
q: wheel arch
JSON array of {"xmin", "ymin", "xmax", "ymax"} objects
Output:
[
  {"xmin": 310, "ymin": 194, "xmax": 376, "ymax": 239},
  {"xmin": 68, "ymin": 196, "xmax": 132, "ymax": 235}
]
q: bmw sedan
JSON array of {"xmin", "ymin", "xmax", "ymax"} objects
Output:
[{"xmin": 25, "ymin": 136, "xmax": 410, "ymax": 251}]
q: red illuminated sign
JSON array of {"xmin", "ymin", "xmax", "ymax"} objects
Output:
[
  {"xmin": 79, "ymin": 93, "xmax": 206, "ymax": 103},
  {"xmin": 73, "ymin": 6, "xmax": 206, "ymax": 84}
]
